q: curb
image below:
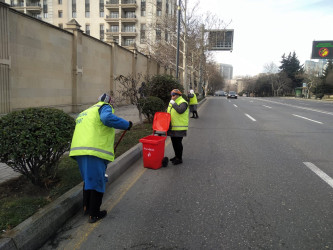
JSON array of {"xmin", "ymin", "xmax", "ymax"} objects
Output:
[
  {"xmin": 0, "ymin": 144, "xmax": 143, "ymax": 250},
  {"xmin": 0, "ymin": 98, "xmax": 206, "ymax": 250}
]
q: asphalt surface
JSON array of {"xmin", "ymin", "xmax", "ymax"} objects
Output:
[{"xmin": 38, "ymin": 97, "xmax": 333, "ymax": 250}]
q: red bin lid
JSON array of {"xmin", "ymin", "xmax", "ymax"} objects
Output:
[{"xmin": 152, "ymin": 112, "xmax": 170, "ymax": 132}]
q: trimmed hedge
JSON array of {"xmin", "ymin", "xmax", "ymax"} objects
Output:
[
  {"xmin": 146, "ymin": 74, "xmax": 184, "ymax": 108},
  {"xmin": 0, "ymin": 108, "xmax": 75, "ymax": 187},
  {"xmin": 138, "ymin": 96, "xmax": 165, "ymax": 122}
]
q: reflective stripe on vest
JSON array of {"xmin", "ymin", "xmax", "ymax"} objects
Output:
[
  {"xmin": 167, "ymin": 96, "xmax": 189, "ymax": 131},
  {"xmin": 189, "ymin": 93, "xmax": 198, "ymax": 105},
  {"xmin": 69, "ymin": 102, "xmax": 115, "ymax": 161}
]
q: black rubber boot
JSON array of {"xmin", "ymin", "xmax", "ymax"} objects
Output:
[
  {"xmin": 88, "ymin": 190, "xmax": 106, "ymax": 223},
  {"xmin": 83, "ymin": 184, "xmax": 90, "ymax": 215}
]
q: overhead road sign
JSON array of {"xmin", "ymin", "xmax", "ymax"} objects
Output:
[
  {"xmin": 208, "ymin": 29, "xmax": 234, "ymax": 51},
  {"xmin": 311, "ymin": 40, "xmax": 333, "ymax": 59}
]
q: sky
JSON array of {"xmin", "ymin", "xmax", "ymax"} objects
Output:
[{"xmin": 193, "ymin": 0, "xmax": 333, "ymax": 77}]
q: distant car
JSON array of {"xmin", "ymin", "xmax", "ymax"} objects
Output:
[
  {"xmin": 227, "ymin": 91, "xmax": 238, "ymax": 99},
  {"xmin": 214, "ymin": 91, "xmax": 226, "ymax": 96}
]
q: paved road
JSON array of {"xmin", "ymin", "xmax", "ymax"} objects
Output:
[{"xmin": 41, "ymin": 97, "xmax": 333, "ymax": 250}]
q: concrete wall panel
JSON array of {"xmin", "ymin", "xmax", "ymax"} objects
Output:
[{"xmin": 1, "ymin": 3, "xmax": 162, "ymax": 114}]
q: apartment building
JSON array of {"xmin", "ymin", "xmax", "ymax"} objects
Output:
[
  {"xmin": 219, "ymin": 63, "xmax": 233, "ymax": 80},
  {"xmin": 304, "ymin": 59, "xmax": 327, "ymax": 77},
  {"xmin": 5, "ymin": 0, "xmax": 176, "ymax": 49}
]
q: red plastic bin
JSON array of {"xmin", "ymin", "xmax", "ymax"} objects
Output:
[
  {"xmin": 139, "ymin": 112, "xmax": 170, "ymax": 169},
  {"xmin": 139, "ymin": 135, "xmax": 167, "ymax": 169}
]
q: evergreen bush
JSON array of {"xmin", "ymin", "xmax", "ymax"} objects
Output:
[
  {"xmin": 146, "ymin": 74, "xmax": 184, "ymax": 107},
  {"xmin": 0, "ymin": 108, "xmax": 75, "ymax": 187},
  {"xmin": 138, "ymin": 96, "xmax": 165, "ymax": 122}
]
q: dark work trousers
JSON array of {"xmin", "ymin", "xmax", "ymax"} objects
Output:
[
  {"xmin": 83, "ymin": 188, "xmax": 104, "ymax": 217},
  {"xmin": 171, "ymin": 136, "xmax": 183, "ymax": 160}
]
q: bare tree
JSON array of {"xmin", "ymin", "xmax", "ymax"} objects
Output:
[
  {"xmin": 263, "ymin": 62, "xmax": 279, "ymax": 96},
  {"xmin": 302, "ymin": 69, "xmax": 321, "ymax": 98},
  {"xmin": 204, "ymin": 61, "xmax": 225, "ymax": 93},
  {"xmin": 140, "ymin": 0, "xmax": 230, "ymax": 93},
  {"xmin": 113, "ymin": 73, "xmax": 149, "ymax": 124},
  {"xmin": 272, "ymin": 72, "xmax": 292, "ymax": 96}
]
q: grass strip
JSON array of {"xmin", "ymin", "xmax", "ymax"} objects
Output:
[{"xmin": 0, "ymin": 121, "xmax": 153, "ymax": 234}]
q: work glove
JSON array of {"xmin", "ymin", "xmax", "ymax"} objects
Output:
[
  {"xmin": 127, "ymin": 121, "xmax": 133, "ymax": 131},
  {"xmin": 170, "ymin": 100, "xmax": 175, "ymax": 105}
]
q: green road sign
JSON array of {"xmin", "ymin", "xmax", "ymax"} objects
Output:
[{"xmin": 311, "ymin": 40, "xmax": 333, "ymax": 59}]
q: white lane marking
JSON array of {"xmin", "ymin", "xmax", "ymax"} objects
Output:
[
  {"xmin": 233, "ymin": 104, "xmax": 238, "ymax": 108},
  {"xmin": 263, "ymin": 105, "xmax": 272, "ymax": 109},
  {"xmin": 253, "ymin": 98, "xmax": 333, "ymax": 116},
  {"xmin": 303, "ymin": 162, "xmax": 333, "ymax": 188},
  {"xmin": 245, "ymin": 113, "xmax": 256, "ymax": 121},
  {"xmin": 292, "ymin": 114, "xmax": 323, "ymax": 124}
]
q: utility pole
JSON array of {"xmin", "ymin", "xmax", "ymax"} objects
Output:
[
  {"xmin": 198, "ymin": 24, "xmax": 205, "ymax": 96},
  {"xmin": 182, "ymin": 0, "xmax": 188, "ymax": 94},
  {"xmin": 176, "ymin": 0, "xmax": 181, "ymax": 81}
]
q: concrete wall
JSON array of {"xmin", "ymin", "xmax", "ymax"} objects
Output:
[
  {"xmin": 8, "ymin": 10, "xmax": 73, "ymax": 112},
  {"xmin": 0, "ymin": 2, "xmax": 168, "ymax": 115}
]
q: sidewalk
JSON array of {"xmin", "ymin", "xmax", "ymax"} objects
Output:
[{"xmin": 0, "ymin": 104, "xmax": 141, "ymax": 185}]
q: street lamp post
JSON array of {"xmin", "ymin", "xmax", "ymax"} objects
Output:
[{"xmin": 176, "ymin": 0, "xmax": 181, "ymax": 80}]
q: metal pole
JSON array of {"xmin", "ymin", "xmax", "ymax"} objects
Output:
[
  {"xmin": 199, "ymin": 24, "xmax": 204, "ymax": 95},
  {"xmin": 176, "ymin": 0, "xmax": 181, "ymax": 80}
]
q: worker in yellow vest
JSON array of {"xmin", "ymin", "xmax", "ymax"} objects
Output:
[
  {"xmin": 188, "ymin": 89, "xmax": 199, "ymax": 118},
  {"xmin": 69, "ymin": 93, "xmax": 132, "ymax": 223},
  {"xmin": 167, "ymin": 89, "xmax": 189, "ymax": 165}
]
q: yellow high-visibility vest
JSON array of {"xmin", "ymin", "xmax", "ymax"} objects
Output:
[
  {"xmin": 69, "ymin": 102, "xmax": 115, "ymax": 161},
  {"xmin": 189, "ymin": 93, "xmax": 198, "ymax": 105},
  {"xmin": 167, "ymin": 96, "xmax": 189, "ymax": 131}
]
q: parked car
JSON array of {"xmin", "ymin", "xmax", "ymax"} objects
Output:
[{"xmin": 227, "ymin": 91, "xmax": 238, "ymax": 99}]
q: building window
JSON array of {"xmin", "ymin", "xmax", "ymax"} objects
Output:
[
  {"xmin": 58, "ymin": 10, "xmax": 63, "ymax": 18},
  {"xmin": 85, "ymin": 0, "xmax": 90, "ymax": 17},
  {"xmin": 100, "ymin": 0, "xmax": 104, "ymax": 17},
  {"xmin": 124, "ymin": 38, "xmax": 135, "ymax": 46},
  {"xmin": 58, "ymin": 23, "xmax": 63, "ymax": 29},
  {"xmin": 141, "ymin": 0, "xmax": 146, "ymax": 16},
  {"xmin": 110, "ymin": 12, "xmax": 119, "ymax": 18},
  {"xmin": 43, "ymin": 12, "xmax": 48, "ymax": 18},
  {"xmin": 43, "ymin": 0, "xmax": 48, "ymax": 13},
  {"xmin": 165, "ymin": 30, "xmax": 169, "ymax": 42},
  {"xmin": 72, "ymin": 0, "xmax": 76, "ymax": 18},
  {"xmin": 140, "ymin": 24, "xmax": 146, "ymax": 44},
  {"xmin": 156, "ymin": 27, "xmax": 161, "ymax": 41},
  {"xmin": 125, "ymin": 11, "xmax": 135, "ymax": 18},
  {"xmin": 100, "ymin": 24, "xmax": 105, "ymax": 40},
  {"xmin": 110, "ymin": 25, "xmax": 119, "ymax": 32},
  {"xmin": 58, "ymin": 0, "xmax": 62, "ymax": 4},
  {"xmin": 86, "ymin": 24, "xmax": 90, "ymax": 35},
  {"xmin": 124, "ymin": 25, "xmax": 135, "ymax": 32},
  {"xmin": 156, "ymin": 0, "xmax": 162, "ymax": 16},
  {"xmin": 166, "ymin": 1, "xmax": 169, "ymax": 14}
]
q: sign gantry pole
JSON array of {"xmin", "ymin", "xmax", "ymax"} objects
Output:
[{"xmin": 176, "ymin": 0, "xmax": 181, "ymax": 80}]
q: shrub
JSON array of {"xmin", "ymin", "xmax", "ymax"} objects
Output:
[
  {"xmin": 0, "ymin": 108, "xmax": 75, "ymax": 187},
  {"xmin": 138, "ymin": 96, "xmax": 165, "ymax": 122},
  {"xmin": 146, "ymin": 74, "xmax": 184, "ymax": 107}
]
